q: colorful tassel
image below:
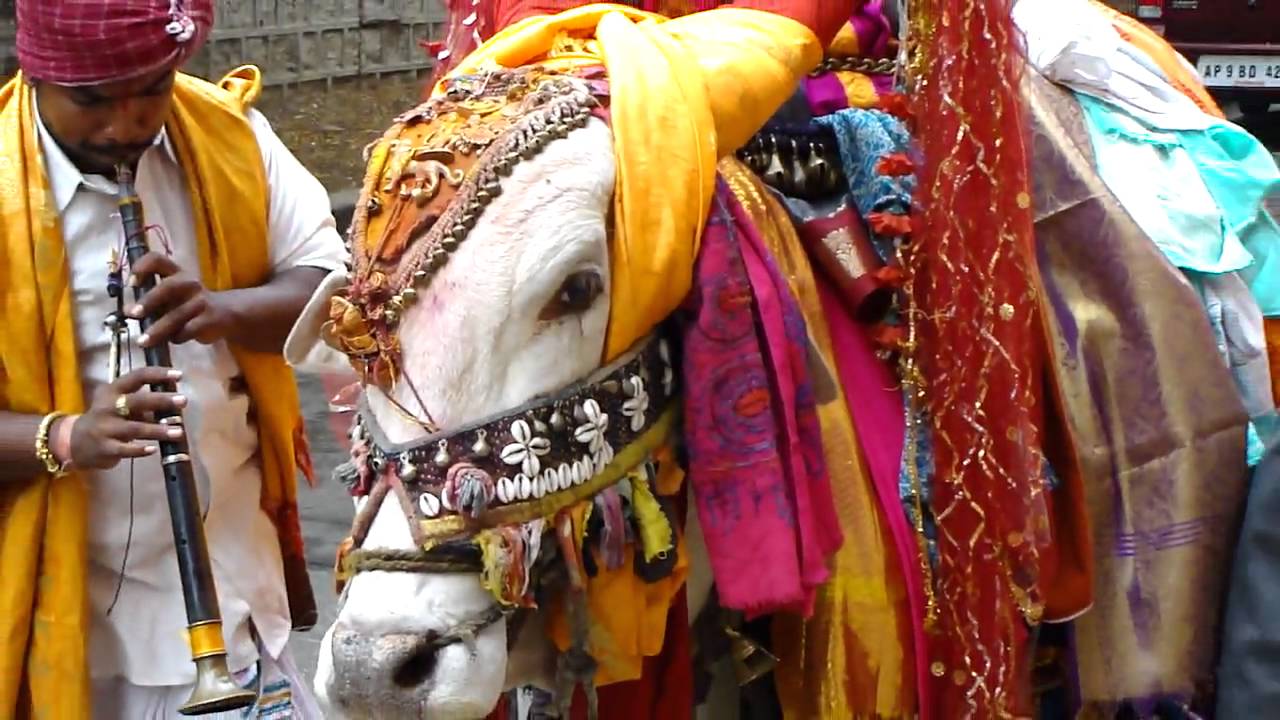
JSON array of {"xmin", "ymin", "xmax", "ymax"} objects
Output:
[
  {"xmin": 333, "ymin": 536, "xmax": 355, "ymax": 595},
  {"xmin": 879, "ymin": 91, "xmax": 914, "ymax": 123},
  {"xmin": 629, "ymin": 470, "xmax": 674, "ymax": 562},
  {"xmin": 596, "ymin": 485, "xmax": 627, "ymax": 571},
  {"xmin": 444, "ymin": 462, "xmax": 497, "ymax": 518},
  {"xmin": 876, "ymin": 152, "xmax": 915, "ymax": 177},
  {"xmin": 556, "ymin": 505, "xmax": 591, "ymax": 591},
  {"xmin": 479, "ymin": 526, "xmax": 532, "ymax": 606},
  {"xmin": 872, "ymin": 323, "xmax": 906, "ymax": 351},
  {"xmin": 868, "ymin": 211, "xmax": 913, "ymax": 237},
  {"xmin": 873, "ymin": 265, "xmax": 907, "ymax": 288}
]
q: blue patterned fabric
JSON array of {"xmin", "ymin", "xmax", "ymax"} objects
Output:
[
  {"xmin": 815, "ymin": 108, "xmax": 916, "ymax": 262},
  {"xmin": 817, "ymin": 105, "xmax": 1065, "ymax": 569},
  {"xmin": 897, "ymin": 392, "xmax": 940, "ymax": 568}
]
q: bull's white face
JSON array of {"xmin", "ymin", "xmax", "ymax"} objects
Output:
[{"xmin": 311, "ymin": 118, "xmax": 617, "ymax": 720}]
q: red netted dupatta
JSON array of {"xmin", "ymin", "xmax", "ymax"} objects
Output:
[{"xmin": 906, "ymin": 0, "xmax": 1049, "ymax": 716}]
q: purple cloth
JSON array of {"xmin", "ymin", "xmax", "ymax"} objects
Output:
[{"xmin": 804, "ymin": 73, "xmax": 851, "ymax": 116}]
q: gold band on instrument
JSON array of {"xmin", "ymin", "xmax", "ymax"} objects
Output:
[{"xmin": 187, "ymin": 621, "xmax": 228, "ymax": 660}]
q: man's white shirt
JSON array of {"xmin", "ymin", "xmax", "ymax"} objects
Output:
[{"xmin": 34, "ymin": 101, "xmax": 347, "ymax": 687}]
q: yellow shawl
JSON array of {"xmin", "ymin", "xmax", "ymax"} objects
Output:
[
  {"xmin": 443, "ymin": 3, "xmax": 823, "ymax": 684},
  {"xmin": 0, "ymin": 67, "xmax": 309, "ymax": 718}
]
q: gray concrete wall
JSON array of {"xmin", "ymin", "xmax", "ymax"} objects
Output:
[{"xmin": 0, "ymin": 0, "xmax": 445, "ymax": 86}]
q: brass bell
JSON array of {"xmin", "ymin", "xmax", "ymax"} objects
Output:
[
  {"xmin": 809, "ymin": 141, "xmax": 838, "ymax": 195},
  {"xmin": 762, "ymin": 135, "xmax": 787, "ymax": 191},
  {"xmin": 789, "ymin": 138, "xmax": 812, "ymax": 197},
  {"xmin": 433, "ymin": 440, "xmax": 452, "ymax": 468},
  {"xmin": 471, "ymin": 430, "xmax": 492, "ymax": 457},
  {"xmin": 724, "ymin": 626, "xmax": 778, "ymax": 687}
]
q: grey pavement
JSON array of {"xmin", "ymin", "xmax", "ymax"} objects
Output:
[
  {"xmin": 292, "ymin": 371, "xmax": 353, "ymax": 686},
  {"xmin": 288, "ymin": 190, "xmax": 360, "ymax": 688}
]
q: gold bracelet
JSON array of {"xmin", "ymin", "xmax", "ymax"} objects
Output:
[{"xmin": 35, "ymin": 412, "xmax": 68, "ymax": 478}]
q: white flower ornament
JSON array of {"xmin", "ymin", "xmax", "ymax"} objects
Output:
[
  {"xmin": 658, "ymin": 339, "xmax": 675, "ymax": 396},
  {"xmin": 574, "ymin": 399, "xmax": 609, "ymax": 454},
  {"xmin": 622, "ymin": 376, "xmax": 649, "ymax": 432},
  {"xmin": 500, "ymin": 419, "xmax": 551, "ymax": 477}
]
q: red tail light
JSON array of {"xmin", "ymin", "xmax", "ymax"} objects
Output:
[{"xmin": 1137, "ymin": 0, "xmax": 1164, "ymax": 19}]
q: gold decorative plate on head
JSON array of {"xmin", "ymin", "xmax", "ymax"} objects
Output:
[{"xmin": 321, "ymin": 67, "xmax": 609, "ymax": 385}]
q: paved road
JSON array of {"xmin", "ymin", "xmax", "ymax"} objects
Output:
[{"xmin": 291, "ymin": 372, "xmax": 356, "ymax": 688}]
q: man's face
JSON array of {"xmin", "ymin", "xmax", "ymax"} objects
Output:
[{"xmin": 33, "ymin": 67, "xmax": 176, "ymax": 175}]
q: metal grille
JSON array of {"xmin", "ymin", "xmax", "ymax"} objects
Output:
[
  {"xmin": 0, "ymin": 0, "xmax": 14, "ymax": 78},
  {"xmin": 1103, "ymin": 0, "xmax": 1139, "ymax": 14},
  {"xmin": 0, "ymin": 0, "xmax": 445, "ymax": 87}
]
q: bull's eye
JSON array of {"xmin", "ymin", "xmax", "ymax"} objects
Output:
[{"xmin": 540, "ymin": 270, "xmax": 604, "ymax": 321}]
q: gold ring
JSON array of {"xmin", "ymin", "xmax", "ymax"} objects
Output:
[{"xmin": 114, "ymin": 394, "xmax": 130, "ymax": 418}]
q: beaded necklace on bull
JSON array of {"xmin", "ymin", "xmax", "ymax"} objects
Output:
[{"xmin": 321, "ymin": 66, "xmax": 683, "ymax": 715}]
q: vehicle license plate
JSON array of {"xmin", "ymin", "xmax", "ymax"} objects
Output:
[{"xmin": 1196, "ymin": 55, "xmax": 1280, "ymax": 88}]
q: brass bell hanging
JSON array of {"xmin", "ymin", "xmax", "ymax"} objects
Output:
[{"xmin": 723, "ymin": 626, "xmax": 778, "ymax": 687}]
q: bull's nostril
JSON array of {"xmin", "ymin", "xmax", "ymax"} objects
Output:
[{"xmin": 392, "ymin": 637, "xmax": 439, "ymax": 689}]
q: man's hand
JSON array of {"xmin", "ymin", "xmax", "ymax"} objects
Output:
[
  {"xmin": 70, "ymin": 367, "xmax": 187, "ymax": 470},
  {"xmin": 126, "ymin": 251, "xmax": 233, "ymax": 347}
]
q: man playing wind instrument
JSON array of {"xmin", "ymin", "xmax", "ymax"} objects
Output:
[{"xmin": 0, "ymin": 1, "xmax": 345, "ymax": 717}]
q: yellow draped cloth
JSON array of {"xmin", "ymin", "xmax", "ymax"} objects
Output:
[
  {"xmin": 722, "ymin": 161, "xmax": 915, "ymax": 718},
  {"xmin": 0, "ymin": 67, "xmax": 308, "ymax": 719},
  {"xmin": 443, "ymin": 3, "xmax": 824, "ymax": 684}
]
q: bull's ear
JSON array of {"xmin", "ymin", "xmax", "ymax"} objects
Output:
[{"xmin": 285, "ymin": 268, "xmax": 354, "ymax": 375}]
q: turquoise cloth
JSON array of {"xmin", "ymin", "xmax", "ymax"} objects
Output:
[{"xmin": 1077, "ymin": 93, "xmax": 1280, "ymax": 315}]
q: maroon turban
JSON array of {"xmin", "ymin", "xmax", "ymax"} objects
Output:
[{"xmin": 16, "ymin": 0, "xmax": 214, "ymax": 85}]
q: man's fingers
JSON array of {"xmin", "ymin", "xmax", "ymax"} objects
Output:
[
  {"xmin": 138, "ymin": 296, "xmax": 206, "ymax": 347},
  {"xmin": 119, "ymin": 390, "xmax": 188, "ymax": 416},
  {"xmin": 175, "ymin": 312, "xmax": 220, "ymax": 345},
  {"xmin": 113, "ymin": 419, "xmax": 185, "ymax": 443},
  {"xmin": 126, "ymin": 274, "xmax": 199, "ymax": 322},
  {"xmin": 128, "ymin": 251, "xmax": 180, "ymax": 281},
  {"xmin": 109, "ymin": 366, "xmax": 183, "ymax": 395},
  {"xmin": 103, "ymin": 439, "xmax": 159, "ymax": 461}
]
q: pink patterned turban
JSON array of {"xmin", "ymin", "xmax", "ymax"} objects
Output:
[{"xmin": 16, "ymin": 0, "xmax": 214, "ymax": 85}]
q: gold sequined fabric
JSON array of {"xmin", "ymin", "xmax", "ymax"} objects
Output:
[{"xmin": 1024, "ymin": 72, "xmax": 1250, "ymax": 714}]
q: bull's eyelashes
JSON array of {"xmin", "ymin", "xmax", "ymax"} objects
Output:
[{"xmin": 539, "ymin": 269, "xmax": 604, "ymax": 321}]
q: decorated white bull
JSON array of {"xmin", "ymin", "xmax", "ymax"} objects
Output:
[{"xmin": 285, "ymin": 0, "xmax": 1280, "ymax": 718}]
